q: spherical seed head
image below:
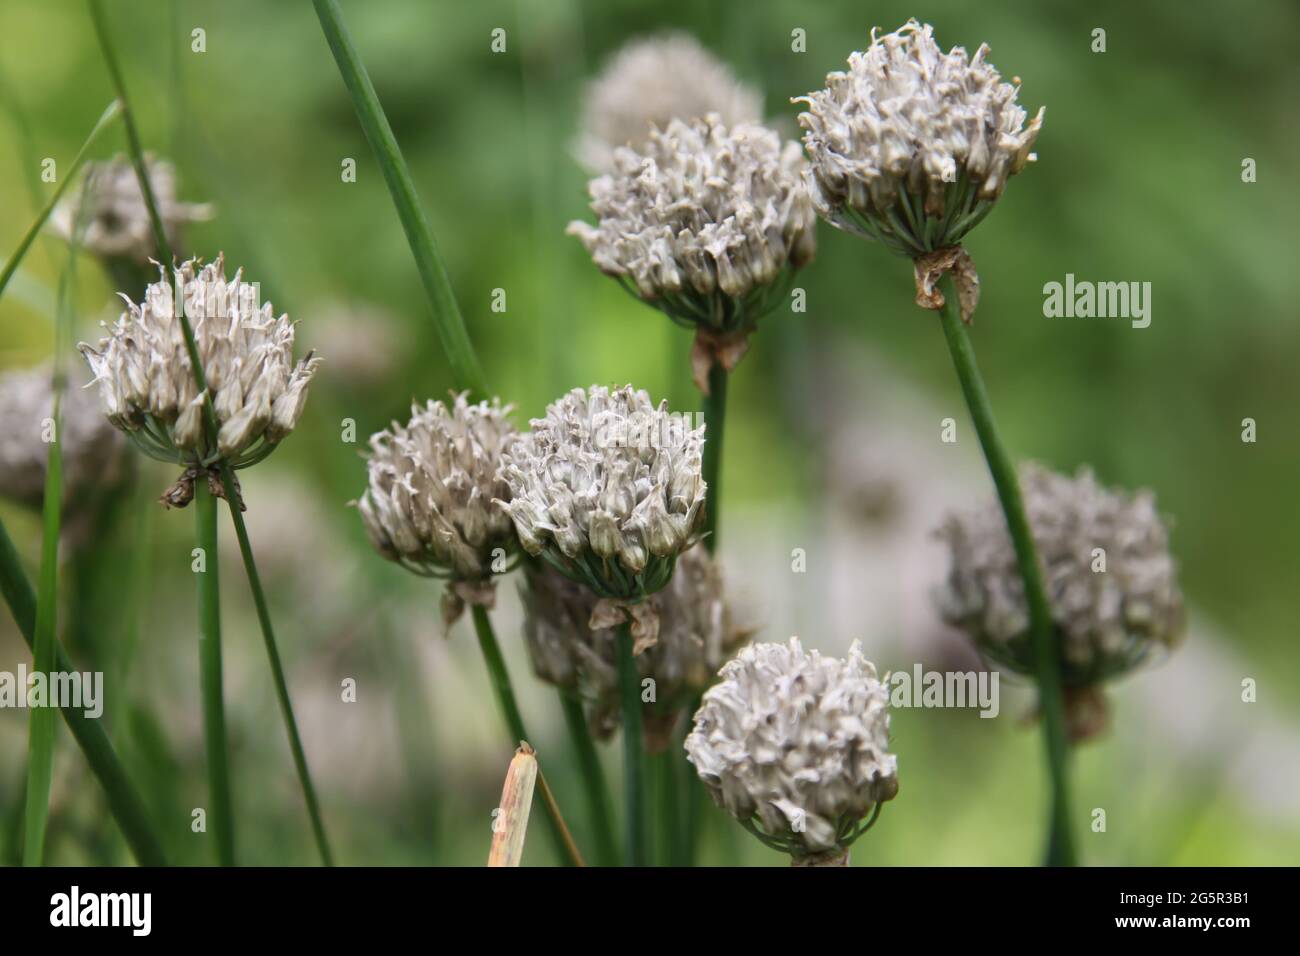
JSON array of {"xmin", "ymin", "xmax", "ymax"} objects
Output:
[
  {"xmin": 936, "ymin": 464, "xmax": 1186, "ymax": 686},
  {"xmin": 49, "ymin": 155, "xmax": 212, "ymax": 263},
  {"xmin": 795, "ymin": 19, "xmax": 1043, "ymax": 255},
  {"xmin": 685, "ymin": 638, "xmax": 899, "ymax": 858},
  {"xmin": 358, "ymin": 393, "xmax": 519, "ymax": 581},
  {"xmin": 521, "ymin": 545, "xmax": 755, "ymax": 742},
  {"xmin": 77, "ymin": 255, "xmax": 320, "ymax": 469},
  {"xmin": 496, "ymin": 385, "xmax": 706, "ymax": 600},
  {"xmin": 0, "ymin": 365, "xmax": 129, "ymax": 511},
  {"xmin": 576, "ymin": 32, "xmax": 764, "ymax": 173},
  {"xmin": 568, "ymin": 116, "xmax": 816, "ymax": 335}
]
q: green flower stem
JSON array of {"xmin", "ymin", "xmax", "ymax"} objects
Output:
[
  {"xmin": 652, "ymin": 746, "xmax": 681, "ymax": 867},
  {"xmin": 221, "ymin": 480, "xmax": 335, "ymax": 867},
  {"xmin": 558, "ymin": 691, "xmax": 619, "ymax": 867},
  {"xmin": 935, "ymin": 276, "xmax": 1076, "ymax": 867},
  {"xmin": 0, "ymin": 517, "xmax": 167, "ymax": 866},
  {"xmin": 470, "ymin": 604, "xmax": 580, "ymax": 866},
  {"xmin": 700, "ymin": 362, "xmax": 728, "ymax": 554},
  {"xmin": 89, "ymin": 0, "xmax": 336, "ymax": 866},
  {"xmin": 194, "ymin": 481, "xmax": 235, "ymax": 866},
  {"xmin": 311, "ymin": 0, "xmax": 487, "ymax": 398},
  {"xmin": 614, "ymin": 622, "xmax": 646, "ymax": 866}
]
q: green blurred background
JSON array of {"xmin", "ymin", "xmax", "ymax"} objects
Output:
[{"xmin": 1, "ymin": 0, "xmax": 1297, "ymax": 865}]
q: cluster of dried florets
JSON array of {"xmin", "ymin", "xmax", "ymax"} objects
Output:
[
  {"xmin": 576, "ymin": 32, "xmax": 763, "ymax": 173},
  {"xmin": 357, "ymin": 394, "xmax": 519, "ymax": 623},
  {"xmin": 685, "ymin": 638, "xmax": 898, "ymax": 862},
  {"xmin": 795, "ymin": 19, "xmax": 1043, "ymax": 256},
  {"xmin": 569, "ymin": 116, "xmax": 815, "ymax": 383},
  {"xmin": 78, "ymin": 256, "xmax": 320, "ymax": 499},
  {"xmin": 0, "ymin": 365, "xmax": 129, "ymax": 512},
  {"xmin": 521, "ymin": 545, "xmax": 753, "ymax": 748},
  {"xmin": 496, "ymin": 385, "xmax": 706, "ymax": 603},
  {"xmin": 936, "ymin": 464, "xmax": 1185, "ymax": 691},
  {"xmin": 50, "ymin": 155, "xmax": 211, "ymax": 264}
]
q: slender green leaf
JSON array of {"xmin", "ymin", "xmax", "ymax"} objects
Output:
[
  {"xmin": 311, "ymin": 0, "xmax": 488, "ymax": 398},
  {"xmin": 0, "ymin": 518, "xmax": 166, "ymax": 865},
  {"xmin": 0, "ymin": 99, "xmax": 120, "ymax": 303},
  {"xmin": 23, "ymin": 169, "xmax": 88, "ymax": 865}
]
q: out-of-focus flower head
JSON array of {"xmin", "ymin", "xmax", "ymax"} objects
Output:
[
  {"xmin": 794, "ymin": 19, "xmax": 1043, "ymax": 257},
  {"xmin": 78, "ymin": 255, "xmax": 319, "ymax": 504},
  {"xmin": 576, "ymin": 32, "xmax": 763, "ymax": 173},
  {"xmin": 685, "ymin": 637, "xmax": 898, "ymax": 862},
  {"xmin": 521, "ymin": 545, "xmax": 755, "ymax": 749},
  {"xmin": 936, "ymin": 463, "xmax": 1185, "ymax": 706},
  {"xmin": 568, "ymin": 117, "xmax": 815, "ymax": 390},
  {"xmin": 496, "ymin": 385, "xmax": 706, "ymax": 618},
  {"xmin": 0, "ymin": 364, "xmax": 130, "ymax": 513},
  {"xmin": 50, "ymin": 154, "xmax": 212, "ymax": 264},
  {"xmin": 357, "ymin": 393, "xmax": 519, "ymax": 626}
]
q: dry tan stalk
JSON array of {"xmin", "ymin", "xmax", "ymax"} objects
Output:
[{"xmin": 487, "ymin": 743, "xmax": 539, "ymax": 867}]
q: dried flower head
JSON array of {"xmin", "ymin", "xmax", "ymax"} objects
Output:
[
  {"xmin": 0, "ymin": 365, "xmax": 129, "ymax": 511},
  {"xmin": 936, "ymin": 463, "xmax": 1186, "ymax": 688},
  {"xmin": 358, "ymin": 393, "xmax": 518, "ymax": 597},
  {"xmin": 521, "ymin": 545, "xmax": 755, "ymax": 749},
  {"xmin": 576, "ymin": 32, "xmax": 763, "ymax": 173},
  {"xmin": 685, "ymin": 638, "xmax": 898, "ymax": 861},
  {"xmin": 78, "ymin": 255, "xmax": 320, "ymax": 491},
  {"xmin": 50, "ymin": 155, "xmax": 211, "ymax": 264},
  {"xmin": 569, "ymin": 117, "xmax": 815, "ymax": 387},
  {"xmin": 496, "ymin": 385, "xmax": 706, "ymax": 603},
  {"xmin": 795, "ymin": 19, "xmax": 1043, "ymax": 256}
]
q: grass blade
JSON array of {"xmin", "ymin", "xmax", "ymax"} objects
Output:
[
  {"xmin": 88, "ymin": 0, "xmax": 336, "ymax": 865},
  {"xmin": 0, "ymin": 518, "xmax": 166, "ymax": 865},
  {"xmin": 21, "ymin": 395, "xmax": 62, "ymax": 866},
  {"xmin": 22, "ymin": 169, "xmax": 89, "ymax": 864},
  {"xmin": 0, "ymin": 99, "xmax": 120, "ymax": 302},
  {"xmin": 310, "ymin": 0, "xmax": 488, "ymax": 397}
]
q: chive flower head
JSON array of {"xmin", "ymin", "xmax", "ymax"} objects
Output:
[
  {"xmin": 51, "ymin": 155, "xmax": 211, "ymax": 263},
  {"xmin": 936, "ymin": 463, "xmax": 1185, "ymax": 688},
  {"xmin": 794, "ymin": 19, "xmax": 1043, "ymax": 256},
  {"xmin": 576, "ymin": 32, "xmax": 763, "ymax": 173},
  {"xmin": 496, "ymin": 385, "xmax": 706, "ymax": 601},
  {"xmin": 685, "ymin": 637, "xmax": 899, "ymax": 860},
  {"xmin": 78, "ymin": 255, "xmax": 319, "ymax": 473}
]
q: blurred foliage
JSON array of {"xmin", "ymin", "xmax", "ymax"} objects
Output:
[{"xmin": 1, "ymin": 0, "xmax": 1297, "ymax": 865}]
